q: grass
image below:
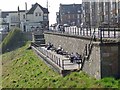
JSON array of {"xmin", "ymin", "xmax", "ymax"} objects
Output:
[
  {"xmin": 2, "ymin": 42, "xmax": 119, "ymax": 88},
  {"xmin": 1, "ymin": 28, "xmax": 26, "ymax": 53}
]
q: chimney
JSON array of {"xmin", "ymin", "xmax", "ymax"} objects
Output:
[
  {"xmin": 25, "ymin": 2, "xmax": 27, "ymax": 11},
  {"xmin": 32, "ymin": 4, "xmax": 34, "ymax": 7}
]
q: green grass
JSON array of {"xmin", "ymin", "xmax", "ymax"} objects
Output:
[
  {"xmin": 2, "ymin": 43, "xmax": 119, "ymax": 88},
  {"xmin": 1, "ymin": 28, "xmax": 26, "ymax": 53}
]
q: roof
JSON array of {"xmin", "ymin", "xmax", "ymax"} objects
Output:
[
  {"xmin": 1, "ymin": 3, "xmax": 48, "ymax": 18},
  {"xmin": 27, "ymin": 3, "xmax": 49, "ymax": 14},
  {"xmin": 60, "ymin": 4, "xmax": 82, "ymax": 14},
  {"xmin": 1, "ymin": 10, "xmax": 25, "ymax": 18}
]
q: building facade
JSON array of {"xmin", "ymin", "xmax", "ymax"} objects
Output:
[
  {"xmin": 82, "ymin": 2, "xmax": 91, "ymax": 28},
  {"xmin": 0, "ymin": 3, "xmax": 49, "ymax": 32},
  {"xmin": 82, "ymin": 0, "xmax": 120, "ymax": 28},
  {"xmin": 57, "ymin": 4, "xmax": 82, "ymax": 27}
]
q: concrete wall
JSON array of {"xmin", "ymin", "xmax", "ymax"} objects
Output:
[{"xmin": 44, "ymin": 32, "xmax": 101, "ymax": 79}]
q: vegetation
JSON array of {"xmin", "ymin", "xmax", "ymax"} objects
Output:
[
  {"xmin": 2, "ymin": 43, "xmax": 119, "ymax": 88},
  {"xmin": 1, "ymin": 28, "xmax": 26, "ymax": 53}
]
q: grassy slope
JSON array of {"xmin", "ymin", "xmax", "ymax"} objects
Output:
[
  {"xmin": 2, "ymin": 43, "xmax": 119, "ymax": 88},
  {"xmin": 1, "ymin": 28, "xmax": 26, "ymax": 53}
]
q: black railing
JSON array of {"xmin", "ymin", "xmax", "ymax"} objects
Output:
[
  {"xmin": 80, "ymin": 29, "xmax": 96, "ymax": 70},
  {"xmin": 80, "ymin": 44, "xmax": 87, "ymax": 70},
  {"xmin": 47, "ymin": 27, "xmax": 120, "ymax": 40}
]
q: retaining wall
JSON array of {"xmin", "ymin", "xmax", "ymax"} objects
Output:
[{"xmin": 44, "ymin": 32, "xmax": 120, "ymax": 79}]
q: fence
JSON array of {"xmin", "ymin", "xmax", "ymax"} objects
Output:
[{"xmin": 48, "ymin": 26, "xmax": 120, "ymax": 39}]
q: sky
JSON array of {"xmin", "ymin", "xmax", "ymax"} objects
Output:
[{"xmin": 0, "ymin": 0, "xmax": 82, "ymax": 25}]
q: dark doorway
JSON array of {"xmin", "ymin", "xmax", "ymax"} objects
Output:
[{"xmin": 23, "ymin": 25, "xmax": 26, "ymax": 32}]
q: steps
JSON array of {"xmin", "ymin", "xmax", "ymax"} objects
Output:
[{"xmin": 32, "ymin": 31, "xmax": 45, "ymax": 45}]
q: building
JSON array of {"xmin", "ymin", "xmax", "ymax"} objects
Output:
[
  {"xmin": 56, "ymin": 12, "xmax": 60, "ymax": 24},
  {"xmin": 0, "ymin": 3, "xmax": 49, "ymax": 32},
  {"xmin": 57, "ymin": 4, "xmax": 82, "ymax": 27},
  {"xmin": 82, "ymin": 2, "xmax": 91, "ymax": 28},
  {"xmin": 82, "ymin": 0, "xmax": 120, "ymax": 28}
]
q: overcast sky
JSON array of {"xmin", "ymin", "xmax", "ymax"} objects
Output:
[{"xmin": 0, "ymin": 0, "xmax": 82, "ymax": 25}]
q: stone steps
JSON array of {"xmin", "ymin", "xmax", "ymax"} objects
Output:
[{"xmin": 32, "ymin": 31, "xmax": 45, "ymax": 45}]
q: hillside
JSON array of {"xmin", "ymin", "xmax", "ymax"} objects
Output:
[
  {"xmin": 1, "ymin": 28, "xmax": 26, "ymax": 53},
  {"xmin": 2, "ymin": 43, "xmax": 119, "ymax": 88}
]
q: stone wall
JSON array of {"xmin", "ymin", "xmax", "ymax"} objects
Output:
[
  {"xmin": 23, "ymin": 32, "xmax": 32, "ymax": 41},
  {"xmin": 44, "ymin": 32, "xmax": 102, "ymax": 79},
  {"xmin": 82, "ymin": 43, "xmax": 101, "ymax": 79},
  {"xmin": 44, "ymin": 32, "xmax": 120, "ymax": 79},
  {"xmin": 100, "ymin": 43, "xmax": 120, "ymax": 78}
]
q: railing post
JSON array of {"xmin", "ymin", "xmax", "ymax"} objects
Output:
[
  {"xmin": 75, "ymin": 27, "xmax": 76, "ymax": 35},
  {"xmin": 77, "ymin": 27, "xmax": 79, "ymax": 35},
  {"xmin": 100, "ymin": 28, "xmax": 103, "ymax": 43},
  {"xmin": 85, "ymin": 44, "xmax": 87, "ymax": 56},
  {"xmin": 103, "ymin": 28, "xmax": 104, "ymax": 38},
  {"xmin": 108, "ymin": 28, "xmax": 110, "ymax": 38},
  {"xmin": 114, "ymin": 27, "xmax": 116, "ymax": 38},
  {"xmin": 80, "ymin": 27, "xmax": 82, "ymax": 35},
  {"xmin": 86, "ymin": 27, "xmax": 88, "ymax": 36},
  {"xmin": 73, "ymin": 27, "xmax": 74, "ymax": 35},
  {"xmin": 57, "ymin": 57, "xmax": 58, "ymax": 65},
  {"xmin": 54, "ymin": 56, "xmax": 56, "ymax": 63},
  {"xmin": 83, "ymin": 28, "xmax": 85, "ymax": 36},
  {"xmin": 59, "ymin": 58, "xmax": 61, "ymax": 67},
  {"xmin": 90, "ymin": 27, "xmax": 91, "ymax": 36},
  {"xmin": 70, "ymin": 27, "xmax": 71, "ymax": 34},
  {"xmin": 62, "ymin": 60, "xmax": 64, "ymax": 70}
]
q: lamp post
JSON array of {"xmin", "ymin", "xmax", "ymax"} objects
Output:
[
  {"xmin": 99, "ymin": 25, "xmax": 103, "ymax": 43},
  {"xmin": 118, "ymin": 0, "xmax": 120, "ymax": 27},
  {"xmin": 18, "ymin": 6, "xmax": 20, "ymax": 28}
]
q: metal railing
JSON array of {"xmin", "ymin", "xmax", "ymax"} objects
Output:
[{"xmin": 47, "ymin": 26, "xmax": 120, "ymax": 39}]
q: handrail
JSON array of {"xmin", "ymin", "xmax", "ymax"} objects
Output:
[
  {"xmin": 80, "ymin": 44, "xmax": 87, "ymax": 70},
  {"xmin": 88, "ymin": 28, "xmax": 96, "ymax": 55},
  {"xmin": 80, "ymin": 29, "xmax": 96, "ymax": 70},
  {"xmin": 31, "ymin": 42, "xmax": 40, "ymax": 47}
]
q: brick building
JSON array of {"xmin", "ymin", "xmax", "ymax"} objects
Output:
[{"xmin": 57, "ymin": 4, "xmax": 82, "ymax": 27}]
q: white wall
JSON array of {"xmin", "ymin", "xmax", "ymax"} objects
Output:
[
  {"xmin": 26, "ymin": 14, "xmax": 33, "ymax": 22},
  {"xmin": 33, "ymin": 6, "xmax": 43, "ymax": 22},
  {"xmin": 20, "ymin": 12, "xmax": 26, "ymax": 22},
  {"xmin": 8, "ymin": 13, "xmax": 19, "ymax": 23},
  {"xmin": 27, "ymin": 6, "xmax": 43, "ymax": 22}
]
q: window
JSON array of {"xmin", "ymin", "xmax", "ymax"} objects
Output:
[
  {"xmin": 23, "ymin": 15, "xmax": 25, "ymax": 19},
  {"xmin": 39, "ymin": 13, "xmax": 41, "ymax": 16},
  {"xmin": 35, "ymin": 12, "xmax": 41, "ymax": 16},
  {"xmin": 35, "ymin": 13, "xmax": 38, "ymax": 16},
  {"xmin": 44, "ymin": 16, "xmax": 48, "ymax": 20}
]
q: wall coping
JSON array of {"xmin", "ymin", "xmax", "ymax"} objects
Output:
[
  {"xmin": 44, "ymin": 32, "xmax": 93, "ymax": 40},
  {"xmin": 44, "ymin": 32, "xmax": 119, "ymax": 43}
]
